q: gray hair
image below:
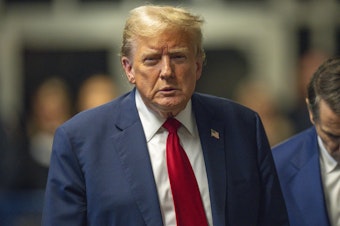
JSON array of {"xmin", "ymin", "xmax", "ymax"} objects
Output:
[{"xmin": 120, "ymin": 5, "xmax": 205, "ymax": 61}]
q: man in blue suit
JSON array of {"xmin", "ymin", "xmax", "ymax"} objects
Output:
[
  {"xmin": 272, "ymin": 57, "xmax": 340, "ymax": 226},
  {"xmin": 42, "ymin": 5, "xmax": 288, "ymax": 226}
]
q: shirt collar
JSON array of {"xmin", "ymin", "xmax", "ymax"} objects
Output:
[
  {"xmin": 318, "ymin": 136, "xmax": 338, "ymax": 173},
  {"xmin": 135, "ymin": 90, "xmax": 195, "ymax": 142}
]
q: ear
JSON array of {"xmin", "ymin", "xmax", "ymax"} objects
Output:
[
  {"xmin": 195, "ymin": 58, "xmax": 203, "ymax": 81},
  {"xmin": 121, "ymin": 57, "xmax": 136, "ymax": 84},
  {"xmin": 306, "ymin": 98, "xmax": 315, "ymax": 125}
]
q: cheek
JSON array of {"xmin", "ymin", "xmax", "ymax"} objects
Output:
[
  {"xmin": 134, "ymin": 68, "xmax": 159, "ymax": 89},
  {"xmin": 179, "ymin": 66, "xmax": 198, "ymax": 82}
]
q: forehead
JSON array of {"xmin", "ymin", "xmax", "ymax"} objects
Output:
[{"xmin": 135, "ymin": 30, "xmax": 194, "ymax": 52}]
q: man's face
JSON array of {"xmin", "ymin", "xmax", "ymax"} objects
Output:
[
  {"xmin": 309, "ymin": 99, "xmax": 340, "ymax": 162},
  {"xmin": 121, "ymin": 30, "xmax": 203, "ymax": 118}
]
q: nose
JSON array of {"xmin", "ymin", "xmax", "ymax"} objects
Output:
[{"xmin": 159, "ymin": 56, "xmax": 172, "ymax": 80}]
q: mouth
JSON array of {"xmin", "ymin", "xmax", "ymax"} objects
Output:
[
  {"xmin": 161, "ymin": 87, "xmax": 175, "ymax": 91},
  {"xmin": 159, "ymin": 87, "xmax": 178, "ymax": 95}
]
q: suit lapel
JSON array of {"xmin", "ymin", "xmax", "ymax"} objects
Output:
[
  {"xmin": 192, "ymin": 94, "xmax": 227, "ymax": 226},
  {"xmin": 112, "ymin": 90, "xmax": 163, "ymax": 226},
  {"xmin": 287, "ymin": 133, "xmax": 330, "ymax": 226}
]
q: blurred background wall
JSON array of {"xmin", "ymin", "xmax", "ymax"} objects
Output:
[
  {"xmin": 1, "ymin": 0, "xmax": 339, "ymax": 133},
  {"xmin": 0, "ymin": 0, "xmax": 339, "ymax": 225},
  {"xmin": 1, "ymin": 0, "xmax": 340, "ymax": 131}
]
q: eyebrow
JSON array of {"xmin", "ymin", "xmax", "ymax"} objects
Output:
[{"xmin": 142, "ymin": 46, "xmax": 189, "ymax": 55}]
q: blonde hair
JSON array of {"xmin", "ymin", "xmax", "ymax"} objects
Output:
[{"xmin": 120, "ymin": 5, "xmax": 205, "ymax": 61}]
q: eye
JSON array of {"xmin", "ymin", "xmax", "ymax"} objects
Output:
[
  {"xmin": 171, "ymin": 54, "xmax": 186, "ymax": 62},
  {"xmin": 329, "ymin": 134, "xmax": 340, "ymax": 140},
  {"xmin": 325, "ymin": 132, "xmax": 340, "ymax": 140},
  {"xmin": 143, "ymin": 56, "xmax": 160, "ymax": 66}
]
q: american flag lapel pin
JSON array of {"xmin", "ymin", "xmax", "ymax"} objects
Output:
[{"xmin": 210, "ymin": 129, "xmax": 220, "ymax": 139}]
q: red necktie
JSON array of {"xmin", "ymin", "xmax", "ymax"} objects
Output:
[{"xmin": 163, "ymin": 118, "xmax": 208, "ymax": 226}]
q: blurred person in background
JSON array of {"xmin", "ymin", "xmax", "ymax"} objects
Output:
[
  {"xmin": 23, "ymin": 77, "xmax": 73, "ymax": 189},
  {"xmin": 287, "ymin": 50, "xmax": 329, "ymax": 134},
  {"xmin": 0, "ymin": 77, "xmax": 72, "ymax": 226},
  {"xmin": 76, "ymin": 74, "xmax": 119, "ymax": 112},
  {"xmin": 233, "ymin": 78, "xmax": 294, "ymax": 146},
  {"xmin": 272, "ymin": 57, "xmax": 340, "ymax": 226},
  {"xmin": 42, "ymin": 4, "xmax": 288, "ymax": 226}
]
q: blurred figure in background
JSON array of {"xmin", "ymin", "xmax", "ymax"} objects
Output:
[
  {"xmin": 25, "ymin": 77, "xmax": 73, "ymax": 188},
  {"xmin": 233, "ymin": 78, "xmax": 294, "ymax": 146},
  {"xmin": 273, "ymin": 57, "xmax": 340, "ymax": 226},
  {"xmin": 0, "ymin": 77, "xmax": 73, "ymax": 226},
  {"xmin": 287, "ymin": 50, "xmax": 329, "ymax": 134},
  {"xmin": 76, "ymin": 74, "xmax": 118, "ymax": 112}
]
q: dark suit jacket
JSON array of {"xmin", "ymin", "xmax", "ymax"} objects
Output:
[
  {"xmin": 42, "ymin": 89, "xmax": 288, "ymax": 226},
  {"xmin": 272, "ymin": 127, "xmax": 331, "ymax": 226}
]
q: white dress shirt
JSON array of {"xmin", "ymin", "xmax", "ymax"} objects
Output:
[
  {"xmin": 135, "ymin": 90, "xmax": 213, "ymax": 226},
  {"xmin": 319, "ymin": 136, "xmax": 340, "ymax": 226}
]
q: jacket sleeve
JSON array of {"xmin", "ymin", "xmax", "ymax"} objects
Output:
[
  {"xmin": 255, "ymin": 114, "xmax": 290, "ymax": 226},
  {"xmin": 42, "ymin": 126, "xmax": 87, "ymax": 226}
]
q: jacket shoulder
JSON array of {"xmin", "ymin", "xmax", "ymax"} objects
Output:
[
  {"xmin": 192, "ymin": 92, "xmax": 256, "ymax": 117},
  {"xmin": 60, "ymin": 92, "xmax": 132, "ymax": 133},
  {"xmin": 272, "ymin": 127, "xmax": 317, "ymax": 153},
  {"xmin": 272, "ymin": 127, "xmax": 318, "ymax": 169}
]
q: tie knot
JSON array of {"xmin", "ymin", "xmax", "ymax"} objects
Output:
[{"xmin": 163, "ymin": 118, "xmax": 181, "ymax": 133}]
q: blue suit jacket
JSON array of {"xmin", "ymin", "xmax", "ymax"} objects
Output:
[
  {"xmin": 272, "ymin": 127, "xmax": 330, "ymax": 226},
  {"xmin": 42, "ymin": 89, "xmax": 288, "ymax": 226}
]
